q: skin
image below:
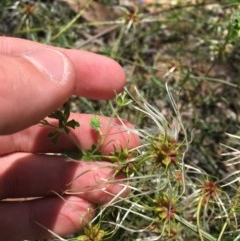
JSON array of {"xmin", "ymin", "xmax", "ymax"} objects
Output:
[{"xmin": 0, "ymin": 37, "xmax": 140, "ymax": 241}]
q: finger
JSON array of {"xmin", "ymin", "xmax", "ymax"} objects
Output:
[
  {"xmin": 0, "ymin": 36, "xmax": 126, "ymax": 99},
  {"xmin": 67, "ymin": 49, "xmax": 126, "ymax": 99},
  {"xmin": 0, "ymin": 153, "xmax": 127, "ymax": 203},
  {"xmin": 0, "ymin": 49, "xmax": 76, "ymax": 134},
  {"xmin": 0, "ymin": 113, "xmax": 140, "ymax": 155},
  {"xmin": 0, "ymin": 196, "xmax": 94, "ymax": 241}
]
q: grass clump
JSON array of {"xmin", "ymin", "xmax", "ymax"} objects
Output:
[{"xmin": 40, "ymin": 87, "xmax": 240, "ymax": 240}]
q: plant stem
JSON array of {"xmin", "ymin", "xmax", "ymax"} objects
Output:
[{"xmin": 174, "ymin": 214, "xmax": 217, "ymax": 241}]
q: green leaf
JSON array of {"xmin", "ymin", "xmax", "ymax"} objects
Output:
[
  {"xmin": 66, "ymin": 119, "xmax": 80, "ymax": 129},
  {"xmin": 40, "ymin": 100, "xmax": 80, "ymax": 145},
  {"xmin": 63, "ymin": 101, "xmax": 71, "ymax": 120},
  {"xmin": 116, "ymin": 92, "xmax": 132, "ymax": 107},
  {"xmin": 90, "ymin": 116, "xmax": 101, "ymax": 131},
  {"xmin": 48, "ymin": 131, "xmax": 61, "ymax": 144},
  {"xmin": 47, "ymin": 130, "xmax": 58, "ymax": 138},
  {"xmin": 48, "ymin": 109, "xmax": 63, "ymax": 120}
]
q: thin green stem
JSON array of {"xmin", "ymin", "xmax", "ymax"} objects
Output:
[
  {"xmin": 51, "ymin": 10, "xmax": 85, "ymax": 41},
  {"xmin": 217, "ymin": 221, "xmax": 228, "ymax": 241},
  {"xmin": 174, "ymin": 214, "xmax": 217, "ymax": 241},
  {"xmin": 197, "ymin": 195, "xmax": 205, "ymax": 241}
]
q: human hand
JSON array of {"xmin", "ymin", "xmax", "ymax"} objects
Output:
[{"xmin": 0, "ymin": 37, "xmax": 139, "ymax": 240}]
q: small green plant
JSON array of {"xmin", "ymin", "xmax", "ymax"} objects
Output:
[
  {"xmin": 40, "ymin": 101, "xmax": 83, "ymax": 160},
  {"xmin": 41, "ymin": 101, "xmax": 80, "ymax": 145},
  {"xmin": 40, "ymin": 87, "xmax": 240, "ymax": 240},
  {"xmin": 77, "ymin": 224, "xmax": 105, "ymax": 241}
]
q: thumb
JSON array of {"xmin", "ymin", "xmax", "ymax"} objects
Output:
[{"xmin": 0, "ymin": 48, "xmax": 76, "ymax": 134}]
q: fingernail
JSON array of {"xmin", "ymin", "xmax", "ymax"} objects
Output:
[{"xmin": 23, "ymin": 48, "xmax": 72, "ymax": 84}]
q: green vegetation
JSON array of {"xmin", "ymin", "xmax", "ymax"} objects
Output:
[{"xmin": 2, "ymin": 0, "xmax": 240, "ymax": 240}]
